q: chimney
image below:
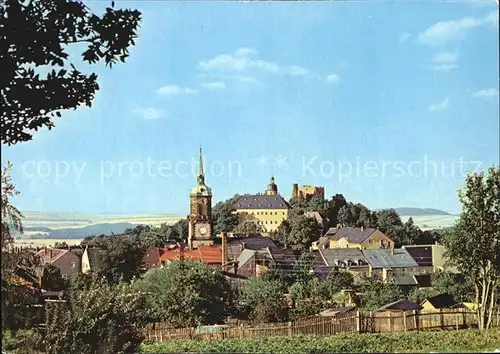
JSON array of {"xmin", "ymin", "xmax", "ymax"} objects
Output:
[
  {"xmin": 292, "ymin": 183, "xmax": 299, "ymax": 200},
  {"xmin": 44, "ymin": 247, "xmax": 47, "ymax": 255},
  {"xmin": 49, "ymin": 249, "xmax": 53, "ymax": 258},
  {"xmin": 221, "ymin": 232, "xmax": 229, "ymax": 272}
]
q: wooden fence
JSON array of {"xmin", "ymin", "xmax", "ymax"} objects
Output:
[{"xmin": 144, "ymin": 308, "xmax": 500, "ymax": 342}]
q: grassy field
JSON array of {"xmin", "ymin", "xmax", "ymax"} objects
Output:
[
  {"xmin": 21, "ymin": 211, "xmax": 183, "ymax": 230},
  {"xmin": 14, "ymin": 238, "xmax": 84, "ymax": 248},
  {"xmin": 141, "ymin": 328, "xmax": 500, "ymax": 353},
  {"xmin": 400, "ymin": 215, "xmax": 458, "ymax": 230}
]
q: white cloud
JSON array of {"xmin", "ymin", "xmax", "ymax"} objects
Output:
[
  {"xmin": 289, "ymin": 65, "xmax": 310, "ymax": 76},
  {"xmin": 427, "ymin": 51, "xmax": 459, "ymax": 71},
  {"xmin": 235, "ymin": 47, "xmax": 259, "ymax": 57},
  {"xmin": 232, "ymin": 76, "xmax": 259, "ymax": 83},
  {"xmin": 201, "ymin": 81, "xmax": 226, "ymax": 90},
  {"xmin": 399, "ymin": 32, "xmax": 411, "ymax": 43},
  {"xmin": 198, "ymin": 47, "xmax": 311, "ymax": 77},
  {"xmin": 418, "ymin": 11, "xmax": 498, "ymax": 45},
  {"xmin": 133, "ymin": 107, "xmax": 163, "ymax": 120},
  {"xmin": 471, "ymin": 88, "xmax": 499, "ymax": 98},
  {"xmin": 326, "ymin": 74, "xmax": 340, "ymax": 83},
  {"xmin": 428, "ymin": 64, "xmax": 460, "ymax": 72},
  {"xmin": 432, "ymin": 51, "xmax": 459, "ymax": 63},
  {"xmin": 429, "ymin": 97, "xmax": 450, "ymax": 112},
  {"xmin": 156, "ymin": 85, "xmax": 199, "ymax": 96}
]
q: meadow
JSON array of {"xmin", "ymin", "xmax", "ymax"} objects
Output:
[
  {"xmin": 400, "ymin": 215, "xmax": 458, "ymax": 230},
  {"xmin": 14, "ymin": 238, "xmax": 84, "ymax": 248},
  {"xmin": 141, "ymin": 328, "xmax": 500, "ymax": 353},
  {"xmin": 22, "ymin": 211, "xmax": 182, "ymax": 230}
]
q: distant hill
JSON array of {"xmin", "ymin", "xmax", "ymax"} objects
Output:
[
  {"xmin": 22, "ymin": 222, "xmax": 138, "ymax": 239},
  {"xmin": 393, "ymin": 207, "xmax": 451, "ymax": 216}
]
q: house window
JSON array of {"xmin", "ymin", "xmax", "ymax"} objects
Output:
[
  {"xmin": 62, "ymin": 274, "xmax": 68, "ymax": 279},
  {"xmin": 70, "ymin": 262, "xmax": 76, "ymax": 268}
]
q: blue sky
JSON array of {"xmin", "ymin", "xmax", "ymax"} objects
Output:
[{"xmin": 2, "ymin": 1, "xmax": 499, "ymax": 215}]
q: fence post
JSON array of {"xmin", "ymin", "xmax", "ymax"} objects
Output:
[
  {"xmin": 369, "ymin": 311, "xmax": 373, "ymax": 333},
  {"xmin": 356, "ymin": 311, "xmax": 361, "ymax": 333},
  {"xmin": 440, "ymin": 308, "xmax": 444, "ymax": 329},
  {"xmin": 403, "ymin": 311, "xmax": 407, "ymax": 332},
  {"xmin": 388, "ymin": 312, "xmax": 392, "ymax": 332},
  {"xmin": 287, "ymin": 321, "xmax": 292, "ymax": 337},
  {"xmin": 414, "ymin": 310, "xmax": 420, "ymax": 331}
]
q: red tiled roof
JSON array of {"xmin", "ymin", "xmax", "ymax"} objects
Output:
[
  {"xmin": 198, "ymin": 246, "xmax": 222, "ymax": 264},
  {"xmin": 158, "ymin": 246, "xmax": 222, "ymax": 264},
  {"xmin": 143, "ymin": 248, "xmax": 163, "ymax": 268}
]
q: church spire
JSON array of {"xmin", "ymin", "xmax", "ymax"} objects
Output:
[{"xmin": 198, "ymin": 145, "xmax": 205, "ymax": 182}]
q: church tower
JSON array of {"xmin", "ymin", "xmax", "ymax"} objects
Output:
[
  {"xmin": 187, "ymin": 146, "xmax": 214, "ymax": 249},
  {"xmin": 265, "ymin": 176, "xmax": 278, "ymax": 196}
]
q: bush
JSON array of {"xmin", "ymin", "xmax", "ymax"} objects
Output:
[
  {"xmin": 141, "ymin": 328, "xmax": 500, "ymax": 353},
  {"xmin": 2, "ymin": 329, "xmax": 44, "ymax": 353}
]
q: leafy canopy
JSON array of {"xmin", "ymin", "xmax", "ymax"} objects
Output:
[
  {"xmin": 134, "ymin": 261, "xmax": 233, "ymax": 327},
  {"xmin": 0, "ymin": 0, "xmax": 141, "ymax": 145},
  {"xmin": 44, "ymin": 275, "xmax": 149, "ymax": 354}
]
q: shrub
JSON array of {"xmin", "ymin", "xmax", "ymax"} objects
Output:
[{"xmin": 1, "ymin": 329, "xmax": 44, "ymax": 353}]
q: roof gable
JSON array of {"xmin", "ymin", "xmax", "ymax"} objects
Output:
[
  {"xmin": 319, "ymin": 248, "xmax": 368, "ymax": 267},
  {"xmin": 376, "ymin": 299, "xmax": 421, "ymax": 312},
  {"xmin": 233, "ymin": 194, "xmax": 289, "ymax": 209},
  {"xmin": 424, "ymin": 293, "xmax": 458, "ymax": 308},
  {"xmin": 328, "ymin": 227, "xmax": 378, "ymax": 244},
  {"xmin": 362, "ymin": 248, "xmax": 419, "ymax": 268},
  {"xmin": 402, "ymin": 245, "xmax": 433, "ymax": 267}
]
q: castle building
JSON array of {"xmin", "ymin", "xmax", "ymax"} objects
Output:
[
  {"xmin": 291, "ymin": 183, "xmax": 325, "ymax": 201},
  {"xmin": 187, "ymin": 147, "xmax": 214, "ymax": 249},
  {"xmin": 232, "ymin": 177, "xmax": 289, "ymax": 234}
]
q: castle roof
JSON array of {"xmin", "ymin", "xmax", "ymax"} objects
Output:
[{"xmin": 233, "ymin": 194, "xmax": 289, "ymax": 210}]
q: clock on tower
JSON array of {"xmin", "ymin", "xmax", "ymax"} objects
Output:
[{"xmin": 187, "ymin": 146, "xmax": 214, "ymax": 248}]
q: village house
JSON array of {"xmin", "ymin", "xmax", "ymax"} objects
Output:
[
  {"xmin": 375, "ymin": 299, "xmax": 421, "ymax": 313},
  {"xmin": 234, "ymin": 245, "xmax": 297, "ymax": 278},
  {"xmin": 420, "ymin": 293, "xmax": 459, "ymax": 311},
  {"xmin": 315, "ymin": 248, "xmax": 370, "ymax": 284},
  {"xmin": 159, "ymin": 245, "xmax": 224, "ymax": 267},
  {"xmin": 312, "ymin": 227, "xmax": 395, "ymax": 251},
  {"xmin": 362, "ymin": 248, "xmax": 425, "ymax": 286},
  {"xmin": 36, "ymin": 247, "xmax": 81, "ymax": 279},
  {"xmin": 223, "ymin": 236, "xmax": 297, "ymax": 277},
  {"xmin": 81, "ymin": 246, "xmax": 106, "ymax": 274}
]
